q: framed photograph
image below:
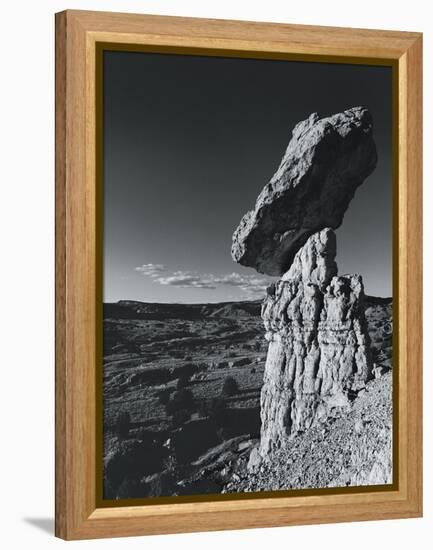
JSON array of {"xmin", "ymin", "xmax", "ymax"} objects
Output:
[{"xmin": 55, "ymin": 10, "xmax": 422, "ymax": 540}]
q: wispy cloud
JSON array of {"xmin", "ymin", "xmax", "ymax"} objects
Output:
[
  {"xmin": 212, "ymin": 273, "xmax": 246, "ymax": 286},
  {"xmin": 135, "ymin": 264, "xmax": 272, "ymax": 296},
  {"xmin": 157, "ymin": 271, "xmax": 216, "ymax": 289},
  {"xmin": 213, "ymin": 273, "xmax": 268, "ymax": 288},
  {"xmin": 134, "ymin": 263, "xmax": 166, "ymax": 277},
  {"xmin": 212, "ymin": 272, "xmax": 269, "ymax": 297},
  {"xmin": 239, "ymin": 283, "xmax": 269, "ymax": 298}
]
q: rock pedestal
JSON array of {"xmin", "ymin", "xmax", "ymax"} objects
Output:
[
  {"xmin": 259, "ymin": 229, "xmax": 372, "ymax": 457},
  {"xmin": 231, "ymin": 107, "xmax": 378, "ymax": 463}
]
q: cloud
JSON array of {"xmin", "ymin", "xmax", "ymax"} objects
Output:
[
  {"xmin": 134, "ymin": 263, "xmax": 166, "ymax": 277},
  {"xmin": 135, "ymin": 264, "xmax": 273, "ymax": 295},
  {"xmin": 212, "ymin": 273, "xmax": 247, "ymax": 286},
  {"xmin": 157, "ymin": 271, "xmax": 216, "ymax": 289},
  {"xmin": 239, "ymin": 283, "xmax": 268, "ymax": 297},
  {"xmin": 213, "ymin": 272, "xmax": 270, "ymax": 294}
]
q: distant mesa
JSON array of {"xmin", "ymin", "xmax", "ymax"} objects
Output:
[
  {"xmin": 231, "ymin": 106, "xmax": 377, "ymax": 276},
  {"xmin": 104, "ymin": 299, "xmax": 262, "ymax": 321}
]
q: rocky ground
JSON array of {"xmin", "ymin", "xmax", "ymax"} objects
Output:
[
  {"xmin": 103, "ymin": 295, "xmax": 392, "ymax": 499},
  {"xmin": 224, "ymin": 372, "xmax": 392, "ymax": 493}
]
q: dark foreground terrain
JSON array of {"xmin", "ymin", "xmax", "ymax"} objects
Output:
[{"xmin": 103, "ymin": 296, "xmax": 392, "ymax": 499}]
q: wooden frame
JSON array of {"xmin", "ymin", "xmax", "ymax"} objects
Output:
[{"xmin": 55, "ymin": 9, "xmax": 422, "ymax": 540}]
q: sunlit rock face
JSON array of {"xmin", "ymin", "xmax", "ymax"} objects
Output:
[
  {"xmin": 259, "ymin": 229, "xmax": 373, "ymax": 457},
  {"xmin": 231, "ymin": 107, "xmax": 377, "ymax": 277}
]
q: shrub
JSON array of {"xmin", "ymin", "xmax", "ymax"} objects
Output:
[
  {"xmin": 115, "ymin": 410, "xmax": 131, "ymax": 439},
  {"xmin": 105, "ymin": 439, "xmax": 169, "ymax": 496},
  {"xmin": 116, "ymin": 477, "xmax": 144, "ymax": 499},
  {"xmin": 104, "ymin": 451, "xmax": 125, "ymax": 493},
  {"xmin": 221, "ymin": 376, "xmax": 239, "ymax": 397},
  {"xmin": 148, "ymin": 471, "xmax": 176, "ymax": 497},
  {"xmin": 163, "ymin": 454, "xmax": 177, "ymax": 473},
  {"xmin": 197, "ymin": 400, "xmax": 208, "ymax": 418},
  {"xmin": 181, "ymin": 363, "xmax": 198, "ymax": 377},
  {"xmin": 172, "ymin": 408, "xmax": 191, "ymax": 427},
  {"xmin": 156, "ymin": 388, "xmax": 171, "ymax": 406},
  {"xmin": 165, "ymin": 389, "xmax": 195, "ymax": 416},
  {"xmin": 216, "ymin": 425, "xmax": 229, "ymax": 442},
  {"xmin": 103, "ymin": 476, "xmax": 116, "ymax": 500},
  {"xmin": 137, "ymin": 429, "xmax": 155, "ymax": 448},
  {"xmin": 176, "ymin": 374, "xmax": 190, "ymax": 389},
  {"xmin": 200, "ymin": 397, "xmax": 228, "ymax": 428}
]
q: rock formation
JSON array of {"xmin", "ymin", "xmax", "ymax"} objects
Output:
[
  {"xmin": 231, "ymin": 107, "xmax": 377, "ymax": 462},
  {"xmin": 259, "ymin": 228, "xmax": 372, "ymax": 456},
  {"xmin": 231, "ymin": 107, "xmax": 377, "ymax": 276}
]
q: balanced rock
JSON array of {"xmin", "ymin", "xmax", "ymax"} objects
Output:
[
  {"xmin": 259, "ymin": 228, "xmax": 373, "ymax": 457},
  {"xmin": 231, "ymin": 107, "xmax": 377, "ymax": 276}
]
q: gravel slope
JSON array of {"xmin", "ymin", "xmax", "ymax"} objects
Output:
[{"xmin": 224, "ymin": 371, "xmax": 392, "ymax": 493}]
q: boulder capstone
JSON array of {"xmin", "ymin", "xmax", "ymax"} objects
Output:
[{"xmin": 231, "ymin": 107, "xmax": 377, "ymax": 276}]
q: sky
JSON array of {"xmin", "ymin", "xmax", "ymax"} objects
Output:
[{"xmin": 103, "ymin": 51, "xmax": 393, "ymax": 304}]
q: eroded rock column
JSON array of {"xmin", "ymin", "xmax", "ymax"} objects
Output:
[{"xmin": 259, "ymin": 229, "xmax": 372, "ymax": 456}]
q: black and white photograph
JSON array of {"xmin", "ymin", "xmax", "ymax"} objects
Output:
[{"xmin": 102, "ymin": 50, "xmax": 393, "ymax": 501}]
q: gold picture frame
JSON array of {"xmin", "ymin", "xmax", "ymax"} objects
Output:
[{"xmin": 55, "ymin": 9, "xmax": 422, "ymax": 540}]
